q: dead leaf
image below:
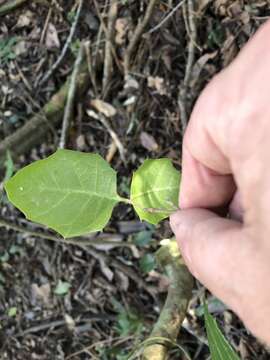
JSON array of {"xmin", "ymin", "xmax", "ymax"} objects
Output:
[
  {"xmin": 147, "ymin": 76, "xmax": 166, "ymax": 95},
  {"xmin": 45, "ymin": 23, "xmax": 60, "ymax": 50},
  {"xmin": 90, "ymin": 99, "xmax": 117, "ymax": 117},
  {"xmin": 140, "ymin": 131, "xmax": 159, "ymax": 152},
  {"xmin": 115, "ymin": 270, "xmax": 129, "ymax": 291},
  {"xmin": 101, "ymin": 261, "xmax": 114, "ymax": 281},
  {"xmin": 189, "ymin": 51, "xmax": 218, "ymax": 88},
  {"xmin": 115, "ymin": 18, "xmax": 129, "ymax": 45},
  {"xmin": 64, "ymin": 314, "xmax": 76, "ymax": 332},
  {"xmin": 221, "ymin": 33, "xmax": 238, "ymax": 67},
  {"xmin": 76, "ymin": 134, "xmax": 86, "ymax": 150},
  {"xmin": 124, "ymin": 75, "xmax": 139, "ymax": 90},
  {"xmin": 31, "ymin": 283, "xmax": 51, "ymax": 306},
  {"xmin": 14, "ymin": 40, "xmax": 27, "ymax": 56},
  {"xmin": 16, "ymin": 10, "xmax": 33, "ymax": 28}
]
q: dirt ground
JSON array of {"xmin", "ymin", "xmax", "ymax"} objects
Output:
[{"xmin": 0, "ymin": 0, "xmax": 270, "ymax": 359}]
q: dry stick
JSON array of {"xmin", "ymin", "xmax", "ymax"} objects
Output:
[
  {"xmin": 142, "ymin": 240, "xmax": 194, "ymax": 360},
  {"xmin": 93, "ymin": 0, "xmax": 121, "ymax": 73},
  {"xmin": 102, "ymin": 0, "xmax": 118, "ymax": 97},
  {"xmin": 0, "ymin": 62, "xmax": 89, "ymax": 165},
  {"xmin": 148, "ymin": 0, "xmax": 187, "ymax": 34},
  {"xmin": 124, "ymin": 0, "xmax": 158, "ymax": 76},
  {"xmin": 59, "ymin": 44, "xmax": 84, "ymax": 149},
  {"xmin": 84, "ymin": 41, "xmax": 98, "ymax": 96},
  {"xmin": 0, "ymin": 0, "xmax": 27, "ymax": 15},
  {"xmin": 40, "ymin": 6, "xmax": 53, "ymax": 45},
  {"xmin": 39, "ymin": 0, "xmax": 84, "ymax": 87},
  {"xmin": 0, "ymin": 217, "xmax": 131, "ymax": 248},
  {"xmin": 98, "ymin": 114, "xmax": 126, "ymax": 164},
  {"xmin": 16, "ymin": 315, "xmax": 114, "ymax": 337},
  {"xmin": 178, "ymin": 0, "xmax": 197, "ymax": 132}
]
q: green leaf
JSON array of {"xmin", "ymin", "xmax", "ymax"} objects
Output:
[
  {"xmin": 8, "ymin": 307, "xmax": 17, "ymax": 317},
  {"xmin": 130, "ymin": 159, "xmax": 180, "ymax": 224},
  {"xmin": 204, "ymin": 303, "xmax": 240, "ymax": 360},
  {"xmin": 139, "ymin": 253, "xmax": 156, "ymax": 273},
  {"xmin": 134, "ymin": 230, "xmax": 153, "ymax": 247},
  {"xmin": 54, "ymin": 280, "xmax": 71, "ymax": 296},
  {"xmin": 4, "ymin": 149, "xmax": 120, "ymax": 238}
]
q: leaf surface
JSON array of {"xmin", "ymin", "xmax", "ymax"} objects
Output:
[
  {"xmin": 204, "ymin": 304, "xmax": 240, "ymax": 360},
  {"xmin": 4, "ymin": 149, "xmax": 119, "ymax": 238},
  {"xmin": 130, "ymin": 159, "xmax": 180, "ymax": 224}
]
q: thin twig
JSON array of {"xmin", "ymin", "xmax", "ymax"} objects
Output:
[
  {"xmin": 84, "ymin": 41, "xmax": 98, "ymax": 96},
  {"xmin": 66, "ymin": 336, "xmax": 134, "ymax": 360},
  {"xmin": 40, "ymin": 6, "xmax": 53, "ymax": 45},
  {"xmin": 178, "ymin": 0, "xmax": 197, "ymax": 133},
  {"xmin": 124, "ymin": 0, "xmax": 158, "ymax": 75},
  {"xmin": 59, "ymin": 44, "xmax": 84, "ymax": 149},
  {"xmin": 98, "ymin": 114, "xmax": 126, "ymax": 164},
  {"xmin": 16, "ymin": 315, "xmax": 114, "ymax": 337},
  {"xmin": 93, "ymin": 0, "xmax": 121, "ymax": 72},
  {"xmin": 102, "ymin": 0, "xmax": 118, "ymax": 97},
  {"xmin": 184, "ymin": 0, "xmax": 197, "ymax": 87},
  {"xmin": 39, "ymin": 0, "xmax": 84, "ymax": 87},
  {"xmin": 148, "ymin": 0, "xmax": 186, "ymax": 34},
  {"xmin": 81, "ymin": 246, "xmax": 154, "ymax": 296},
  {"xmin": 0, "ymin": 217, "xmax": 131, "ymax": 248},
  {"xmin": 0, "ymin": 0, "xmax": 27, "ymax": 16}
]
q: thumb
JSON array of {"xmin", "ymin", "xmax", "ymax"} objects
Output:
[{"xmin": 170, "ymin": 209, "xmax": 247, "ymax": 311}]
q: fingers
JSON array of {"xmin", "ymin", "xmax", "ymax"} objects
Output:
[
  {"xmin": 170, "ymin": 209, "xmax": 247, "ymax": 311},
  {"xmin": 179, "ymin": 74, "xmax": 236, "ymax": 210},
  {"xmin": 180, "ymin": 145, "xmax": 236, "ymax": 209}
]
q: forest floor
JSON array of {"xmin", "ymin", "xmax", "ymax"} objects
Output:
[{"xmin": 0, "ymin": 0, "xmax": 270, "ymax": 359}]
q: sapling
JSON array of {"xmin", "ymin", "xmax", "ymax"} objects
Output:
[{"xmin": 3, "ymin": 149, "xmax": 240, "ymax": 359}]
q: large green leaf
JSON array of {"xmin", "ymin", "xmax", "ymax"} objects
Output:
[
  {"xmin": 4, "ymin": 149, "xmax": 120, "ymax": 238},
  {"xmin": 130, "ymin": 159, "xmax": 180, "ymax": 224},
  {"xmin": 204, "ymin": 304, "xmax": 240, "ymax": 360}
]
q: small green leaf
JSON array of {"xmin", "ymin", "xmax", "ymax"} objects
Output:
[
  {"xmin": 204, "ymin": 303, "xmax": 240, "ymax": 360},
  {"xmin": 134, "ymin": 230, "xmax": 153, "ymax": 247},
  {"xmin": 8, "ymin": 307, "xmax": 17, "ymax": 317},
  {"xmin": 54, "ymin": 280, "xmax": 71, "ymax": 296},
  {"xmin": 4, "ymin": 151, "xmax": 14, "ymax": 182},
  {"xmin": 4, "ymin": 150, "xmax": 120, "ymax": 238},
  {"xmin": 130, "ymin": 159, "xmax": 180, "ymax": 224},
  {"xmin": 139, "ymin": 253, "xmax": 156, "ymax": 273},
  {"xmin": 0, "ymin": 252, "xmax": 9, "ymax": 263}
]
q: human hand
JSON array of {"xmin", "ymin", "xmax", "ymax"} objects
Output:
[{"xmin": 170, "ymin": 20, "xmax": 270, "ymax": 344}]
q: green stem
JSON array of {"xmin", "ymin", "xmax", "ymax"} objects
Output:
[{"xmin": 117, "ymin": 196, "xmax": 132, "ymax": 205}]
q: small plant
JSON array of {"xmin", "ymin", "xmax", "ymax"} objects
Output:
[
  {"xmin": 4, "ymin": 149, "xmax": 180, "ymax": 238},
  {"xmin": 3, "ymin": 149, "xmax": 240, "ymax": 358},
  {"xmin": 0, "ymin": 37, "xmax": 18, "ymax": 65}
]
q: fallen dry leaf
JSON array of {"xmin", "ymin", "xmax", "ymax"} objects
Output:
[
  {"xmin": 16, "ymin": 10, "xmax": 33, "ymax": 28},
  {"xmin": 115, "ymin": 18, "xmax": 129, "ymax": 45},
  {"xmin": 147, "ymin": 76, "xmax": 166, "ymax": 95},
  {"xmin": 31, "ymin": 283, "xmax": 51, "ymax": 306},
  {"xmin": 90, "ymin": 99, "xmax": 117, "ymax": 117},
  {"xmin": 45, "ymin": 23, "xmax": 60, "ymax": 50},
  {"xmin": 14, "ymin": 40, "xmax": 27, "ymax": 56},
  {"xmin": 189, "ymin": 51, "xmax": 218, "ymax": 88},
  {"xmin": 140, "ymin": 131, "xmax": 159, "ymax": 152}
]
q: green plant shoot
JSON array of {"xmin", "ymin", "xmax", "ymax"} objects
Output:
[{"xmin": 4, "ymin": 149, "xmax": 180, "ymax": 238}]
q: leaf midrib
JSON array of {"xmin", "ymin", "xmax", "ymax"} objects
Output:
[
  {"xmin": 131, "ymin": 185, "xmax": 179, "ymax": 201},
  {"xmin": 40, "ymin": 186, "xmax": 119, "ymax": 202}
]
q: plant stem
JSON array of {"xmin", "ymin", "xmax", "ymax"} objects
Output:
[
  {"xmin": 142, "ymin": 239, "xmax": 194, "ymax": 360},
  {"xmin": 118, "ymin": 196, "xmax": 132, "ymax": 205}
]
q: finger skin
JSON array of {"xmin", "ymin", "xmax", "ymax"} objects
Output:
[
  {"xmin": 171, "ymin": 19, "xmax": 270, "ymax": 345},
  {"xmin": 170, "ymin": 209, "xmax": 270, "ymax": 344}
]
